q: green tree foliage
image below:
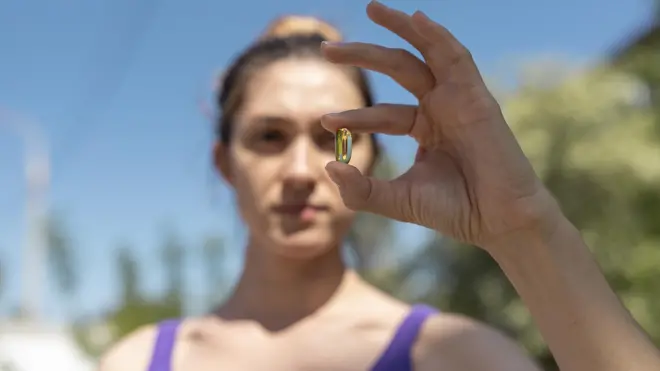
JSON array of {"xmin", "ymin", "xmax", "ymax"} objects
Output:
[
  {"xmin": 75, "ymin": 232, "xmax": 187, "ymax": 358},
  {"xmin": 614, "ymin": 20, "xmax": 660, "ymax": 129},
  {"xmin": 74, "ymin": 230, "xmax": 234, "ymax": 358},
  {"xmin": 109, "ymin": 231, "xmax": 186, "ymax": 336},
  {"xmin": 46, "ymin": 213, "xmax": 79, "ymax": 317},
  {"xmin": 116, "ymin": 243, "xmax": 140, "ymax": 303},
  {"xmin": 396, "ymin": 65, "xmax": 660, "ymax": 370},
  {"xmin": 159, "ymin": 227, "xmax": 185, "ymax": 311},
  {"xmin": 46, "ymin": 214, "xmax": 77, "ymax": 295},
  {"xmin": 201, "ymin": 235, "xmax": 229, "ymax": 308},
  {"xmin": 621, "ymin": 47, "xmax": 660, "ymax": 120}
]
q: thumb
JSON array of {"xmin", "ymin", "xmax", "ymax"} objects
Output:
[{"xmin": 325, "ymin": 161, "xmax": 413, "ymax": 223}]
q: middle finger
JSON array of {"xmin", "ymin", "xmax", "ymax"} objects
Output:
[{"xmin": 321, "ymin": 42, "xmax": 435, "ymax": 99}]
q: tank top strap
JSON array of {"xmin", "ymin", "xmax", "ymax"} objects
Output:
[
  {"xmin": 370, "ymin": 304, "xmax": 438, "ymax": 371},
  {"xmin": 147, "ymin": 319, "xmax": 181, "ymax": 371}
]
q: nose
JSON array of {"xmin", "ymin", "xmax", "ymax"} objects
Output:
[{"xmin": 281, "ymin": 137, "xmax": 322, "ymax": 191}]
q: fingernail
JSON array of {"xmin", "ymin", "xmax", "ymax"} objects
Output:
[
  {"xmin": 370, "ymin": 0, "xmax": 387, "ymax": 8},
  {"xmin": 321, "ymin": 41, "xmax": 343, "ymax": 47},
  {"xmin": 322, "ymin": 112, "xmax": 342, "ymax": 125},
  {"xmin": 321, "ymin": 112, "xmax": 334, "ymax": 123}
]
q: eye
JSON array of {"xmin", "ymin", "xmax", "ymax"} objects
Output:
[
  {"xmin": 260, "ymin": 129, "xmax": 285, "ymax": 142},
  {"xmin": 247, "ymin": 127, "xmax": 289, "ymax": 154},
  {"xmin": 316, "ymin": 130, "xmax": 336, "ymax": 151}
]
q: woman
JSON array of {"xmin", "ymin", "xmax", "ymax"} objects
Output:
[{"xmin": 101, "ymin": 2, "xmax": 660, "ymax": 371}]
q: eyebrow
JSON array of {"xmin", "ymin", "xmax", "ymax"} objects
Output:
[
  {"xmin": 247, "ymin": 115, "xmax": 291, "ymax": 127},
  {"xmin": 234, "ymin": 115, "xmax": 289, "ymax": 138}
]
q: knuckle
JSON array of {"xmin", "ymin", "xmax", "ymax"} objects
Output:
[
  {"xmin": 392, "ymin": 47, "xmax": 415, "ymax": 59},
  {"xmin": 456, "ymin": 47, "xmax": 473, "ymax": 61},
  {"xmin": 420, "ymin": 91, "xmax": 436, "ymax": 108},
  {"xmin": 386, "ymin": 47, "xmax": 416, "ymax": 73},
  {"xmin": 373, "ymin": 103, "xmax": 396, "ymax": 111},
  {"xmin": 441, "ymin": 46, "xmax": 472, "ymax": 67}
]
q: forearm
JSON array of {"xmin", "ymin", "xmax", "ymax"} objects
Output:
[{"xmin": 488, "ymin": 216, "xmax": 660, "ymax": 371}]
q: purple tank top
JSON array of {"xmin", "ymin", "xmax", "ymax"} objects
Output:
[{"xmin": 146, "ymin": 304, "xmax": 437, "ymax": 371}]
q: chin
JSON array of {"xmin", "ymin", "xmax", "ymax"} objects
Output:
[{"xmin": 271, "ymin": 228, "xmax": 337, "ymax": 260}]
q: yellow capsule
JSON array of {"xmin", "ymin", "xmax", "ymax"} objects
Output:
[{"xmin": 335, "ymin": 128, "xmax": 352, "ymax": 164}]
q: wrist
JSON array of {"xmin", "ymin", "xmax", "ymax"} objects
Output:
[{"xmin": 485, "ymin": 211, "xmax": 578, "ymax": 266}]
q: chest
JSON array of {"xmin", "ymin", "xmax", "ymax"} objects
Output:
[{"xmin": 170, "ymin": 323, "xmax": 395, "ymax": 371}]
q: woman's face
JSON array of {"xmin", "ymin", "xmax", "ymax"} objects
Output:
[{"xmin": 216, "ymin": 58, "xmax": 374, "ymax": 259}]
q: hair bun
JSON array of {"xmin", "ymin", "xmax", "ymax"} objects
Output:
[{"xmin": 260, "ymin": 15, "xmax": 343, "ymax": 42}]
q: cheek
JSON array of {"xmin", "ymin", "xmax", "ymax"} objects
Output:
[{"xmin": 230, "ymin": 152, "xmax": 278, "ymax": 210}]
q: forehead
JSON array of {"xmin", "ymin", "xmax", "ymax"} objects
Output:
[{"xmin": 238, "ymin": 59, "xmax": 364, "ymax": 122}]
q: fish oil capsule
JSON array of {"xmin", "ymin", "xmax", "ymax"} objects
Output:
[{"xmin": 335, "ymin": 128, "xmax": 352, "ymax": 164}]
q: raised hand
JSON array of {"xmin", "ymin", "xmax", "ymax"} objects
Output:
[{"xmin": 321, "ymin": 1, "xmax": 561, "ymax": 249}]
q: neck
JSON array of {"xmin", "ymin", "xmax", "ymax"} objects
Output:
[{"xmin": 218, "ymin": 235, "xmax": 357, "ymax": 331}]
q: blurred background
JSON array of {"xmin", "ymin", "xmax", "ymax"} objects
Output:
[{"xmin": 0, "ymin": 0, "xmax": 658, "ymax": 370}]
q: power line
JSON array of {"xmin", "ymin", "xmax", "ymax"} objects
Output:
[
  {"xmin": 53, "ymin": 0, "xmax": 163, "ymax": 177},
  {"xmin": 0, "ymin": 0, "xmax": 162, "ymax": 210}
]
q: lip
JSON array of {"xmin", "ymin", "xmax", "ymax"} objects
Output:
[{"xmin": 272, "ymin": 204, "xmax": 328, "ymax": 214}]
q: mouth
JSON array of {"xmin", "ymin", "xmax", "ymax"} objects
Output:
[{"xmin": 272, "ymin": 204, "xmax": 328, "ymax": 221}]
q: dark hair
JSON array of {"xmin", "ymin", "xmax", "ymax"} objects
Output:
[{"xmin": 214, "ymin": 16, "xmax": 380, "ymax": 160}]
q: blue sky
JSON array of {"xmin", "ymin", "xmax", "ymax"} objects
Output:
[{"xmin": 0, "ymin": 0, "xmax": 655, "ymax": 321}]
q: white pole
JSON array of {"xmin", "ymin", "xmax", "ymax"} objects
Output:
[{"xmin": 0, "ymin": 108, "xmax": 49, "ymax": 323}]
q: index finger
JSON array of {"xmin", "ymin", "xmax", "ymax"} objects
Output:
[{"xmin": 321, "ymin": 104, "xmax": 417, "ymax": 136}]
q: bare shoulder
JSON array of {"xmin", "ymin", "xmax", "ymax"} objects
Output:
[
  {"xmin": 412, "ymin": 313, "xmax": 542, "ymax": 371},
  {"xmin": 97, "ymin": 324, "xmax": 158, "ymax": 371}
]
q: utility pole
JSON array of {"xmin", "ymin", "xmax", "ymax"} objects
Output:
[{"xmin": 0, "ymin": 108, "xmax": 49, "ymax": 324}]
